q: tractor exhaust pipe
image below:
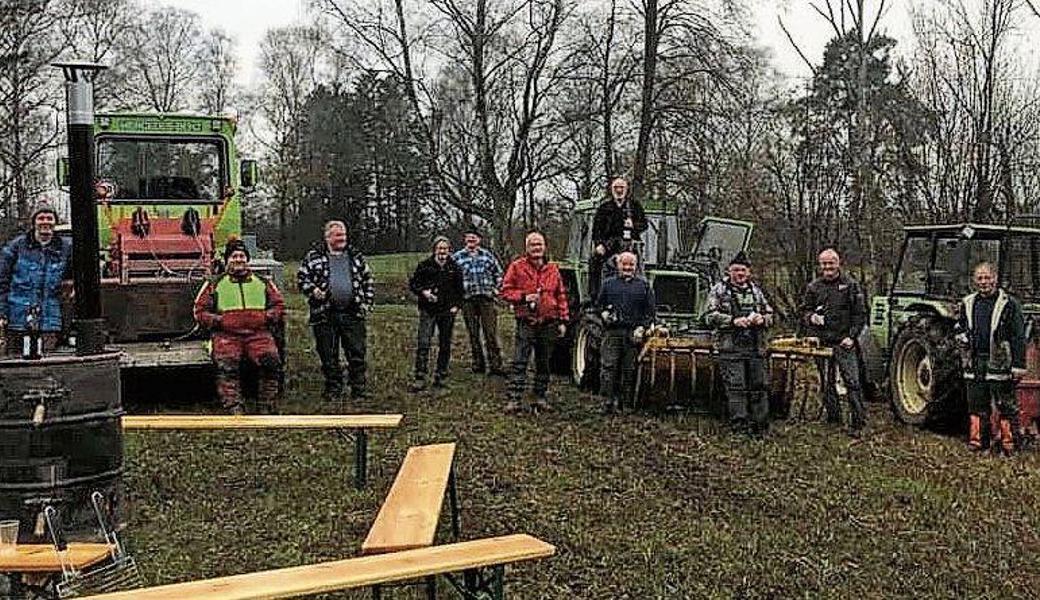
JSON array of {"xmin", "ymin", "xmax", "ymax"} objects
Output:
[{"xmin": 53, "ymin": 62, "xmax": 107, "ymax": 355}]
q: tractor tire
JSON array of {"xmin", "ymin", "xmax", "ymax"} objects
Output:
[
  {"xmin": 888, "ymin": 316, "xmax": 961, "ymax": 425},
  {"xmin": 857, "ymin": 326, "xmax": 886, "ymax": 403},
  {"xmin": 572, "ymin": 321, "xmax": 601, "ymax": 392}
]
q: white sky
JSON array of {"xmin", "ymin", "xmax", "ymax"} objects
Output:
[{"xmin": 156, "ymin": 0, "xmax": 1039, "ymax": 87}]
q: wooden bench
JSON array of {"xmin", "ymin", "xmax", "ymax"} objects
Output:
[
  {"xmin": 76, "ymin": 534, "xmax": 555, "ymax": 600},
  {"xmin": 122, "ymin": 414, "xmax": 403, "ymax": 489},
  {"xmin": 362, "ymin": 443, "xmax": 460, "ymax": 598}
]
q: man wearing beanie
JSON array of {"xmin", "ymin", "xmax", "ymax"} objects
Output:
[
  {"xmin": 704, "ymin": 251, "xmax": 774, "ymax": 435},
  {"xmin": 408, "ymin": 236, "xmax": 464, "ymax": 391},
  {"xmin": 0, "ymin": 203, "xmax": 72, "ymax": 355},
  {"xmin": 194, "ymin": 238, "xmax": 285, "ymax": 414}
]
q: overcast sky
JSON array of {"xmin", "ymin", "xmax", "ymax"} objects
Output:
[{"xmin": 159, "ymin": 0, "xmax": 1037, "ymax": 87}]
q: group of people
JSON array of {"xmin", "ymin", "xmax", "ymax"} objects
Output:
[{"xmin": 0, "ymin": 183, "xmax": 1031, "ymax": 454}]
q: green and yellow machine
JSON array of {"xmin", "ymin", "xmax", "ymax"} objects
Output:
[{"xmin": 58, "ymin": 112, "xmax": 264, "ymax": 397}]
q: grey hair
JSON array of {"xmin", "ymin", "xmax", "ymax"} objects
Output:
[
  {"xmin": 432, "ymin": 235, "xmax": 451, "ymax": 250},
  {"xmin": 324, "ymin": 220, "xmax": 346, "ymax": 236}
]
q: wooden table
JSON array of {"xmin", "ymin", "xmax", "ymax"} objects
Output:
[{"xmin": 1, "ymin": 543, "xmax": 112, "ymax": 599}]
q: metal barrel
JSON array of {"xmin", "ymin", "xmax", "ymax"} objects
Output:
[{"xmin": 0, "ymin": 352, "xmax": 124, "ymax": 542}]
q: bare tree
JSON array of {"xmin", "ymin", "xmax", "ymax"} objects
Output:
[
  {"xmin": 198, "ymin": 29, "xmax": 238, "ymax": 114},
  {"xmin": 110, "ymin": 6, "xmax": 204, "ymax": 111}
]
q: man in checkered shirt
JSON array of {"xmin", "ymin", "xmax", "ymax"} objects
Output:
[{"xmin": 452, "ymin": 227, "xmax": 506, "ymax": 376}]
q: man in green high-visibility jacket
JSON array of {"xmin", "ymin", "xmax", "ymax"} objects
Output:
[{"xmin": 194, "ymin": 239, "xmax": 285, "ymax": 414}]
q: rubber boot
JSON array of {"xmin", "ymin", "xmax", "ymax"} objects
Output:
[
  {"xmin": 1000, "ymin": 418, "xmax": 1015, "ymax": 456},
  {"xmin": 967, "ymin": 414, "xmax": 983, "ymax": 452}
]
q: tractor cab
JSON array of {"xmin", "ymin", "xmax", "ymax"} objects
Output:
[{"xmin": 866, "ymin": 222, "xmax": 1040, "ymax": 426}]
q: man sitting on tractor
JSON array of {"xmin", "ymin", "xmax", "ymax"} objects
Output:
[
  {"xmin": 704, "ymin": 251, "xmax": 774, "ymax": 436},
  {"xmin": 589, "ymin": 177, "xmax": 647, "ymax": 300},
  {"xmin": 194, "ymin": 239, "xmax": 285, "ymax": 415},
  {"xmin": 957, "ymin": 262, "xmax": 1027, "ymax": 455},
  {"xmin": 596, "ymin": 251, "xmax": 656, "ymax": 415}
]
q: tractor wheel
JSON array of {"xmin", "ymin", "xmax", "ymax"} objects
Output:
[
  {"xmin": 572, "ymin": 321, "xmax": 600, "ymax": 392},
  {"xmin": 857, "ymin": 326, "xmax": 886, "ymax": 403},
  {"xmin": 888, "ymin": 316, "xmax": 960, "ymax": 425}
]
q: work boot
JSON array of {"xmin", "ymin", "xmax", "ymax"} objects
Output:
[
  {"xmin": 1000, "ymin": 419, "xmax": 1015, "ymax": 456},
  {"xmin": 967, "ymin": 414, "xmax": 983, "ymax": 452},
  {"xmin": 351, "ymin": 387, "xmax": 369, "ymax": 401},
  {"xmin": 531, "ymin": 397, "xmax": 552, "ymax": 413},
  {"xmin": 409, "ymin": 378, "xmax": 427, "ymax": 393},
  {"xmin": 600, "ymin": 396, "xmax": 617, "ymax": 416},
  {"xmin": 488, "ymin": 366, "xmax": 508, "ymax": 378},
  {"xmin": 472, "ymin": 364, "xmax": 486, "ymax": 374},
  {"xmin": 432, "ymin": 373, "xmax": 447, "ymax": 389},
  {"xmin": 229, "ymin": 404, "xmax": 245, "ymax": 416}
]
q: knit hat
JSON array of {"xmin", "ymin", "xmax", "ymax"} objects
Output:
[
  {"xmin": 729, "ymin": 250, "xmax": 751, "ymax": 267},
  {"xmin": 463, "ymin": 226, "xmax": 483, "ymax": 238},
  {"xmin": 30, "ymin": 202, "xmax": 58, "ymax": 222},
  {"xmin": 223, "ymin": 238, "xmax": 251, "ymax": 262}
]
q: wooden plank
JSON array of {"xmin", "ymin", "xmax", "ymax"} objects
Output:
[
  {"xmin": 0, "ymin": 544, "xmax": 112, "ymax": 573},
  {"xmin": 77, "ymin": 534, "xmax": 554, "ymax": 600},
  {"xmin": 122, "ymin": 414, "xmax": 403, "ymax": 430},
  {"xmin": 362, "ymin": 443, "xmax": 455, "ymax": 555}
]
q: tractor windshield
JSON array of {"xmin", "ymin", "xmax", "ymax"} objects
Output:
[
  {"xmin": 930, "ymin": 237, "xmax": 999, "ymax": 298},
  {"xmin": 97, "ymin": 136, "xmax": 225, "ymax": 202}
]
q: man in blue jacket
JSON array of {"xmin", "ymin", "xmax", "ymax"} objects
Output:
[
  {"xmin": 596, "ymin": 251, "xmax": 655, "ymax": 414},
  {"xmin": 0, "ymin": 204, "xmax": 72, "ymax": 355}
]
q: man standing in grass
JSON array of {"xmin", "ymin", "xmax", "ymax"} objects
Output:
[
  {"xmin": 800, "ymin": 248, "xmax": 868, "ymax": 437},
  {"xmin": 501, "ymin": 231, "xmax": 569, "ymax": 413},
  {"xmin": 408, "ymin": 236, "xmax": 464, "ymax": 391},
  {"xmin": 596, "ymin": 251, "xmax": 655, "ymax": 414},
  {"xmin": 453, "ymin": 228, "xmax": 506, "ymax": 376},
  {"xmin": 705, "ymin": 251, "xmax": 774, "ymax": 435},
  {"xmin": 297, "ymin": 220, "xmax": 375, "ymax": 402},
  {"xmin": 957, "ymin": 262, "xmax": 1027, "ymax": 455}
]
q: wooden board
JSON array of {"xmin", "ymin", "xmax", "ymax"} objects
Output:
[
  {"xmin": 122, "ymin": 414, "xmax": 403, "ymax": 430},
  {"xmin": 362, "ymin": 443, "xmax": 456, "ymax": 555},
  {"xmin": 0, "ymin": 544, "xmax": 112, "ymax": 573},
  {"xmin": 77, "ymin": 534, "xmax": 555, "ymax": 600}
]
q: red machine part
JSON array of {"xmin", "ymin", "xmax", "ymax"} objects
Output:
[{"xmin": 108, "ymin": 215, "xmax": 215, "ymax": 283}]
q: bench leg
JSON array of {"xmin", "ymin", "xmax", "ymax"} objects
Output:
[
  {"xmin": 354, "ymin": 429, "xmax": 368, "ymax": 490},
  {"xmin": 446, "ymin": 565, "xmax": 505, "ymax": 600},
  {"xmin": 448, "ymin": 464, "xmax": 461, "ymax": 540},
  {"xmin": 425, "ymin": 575, "xmax": 437, "ymax": 600}
]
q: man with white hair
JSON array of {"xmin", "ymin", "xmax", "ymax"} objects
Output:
[
  {"xmin": 297, "ymin": 220, "xmax": 375, "ymax": 402},
  {"xmin": 957, "ymin": 261, "xmax": 1027, "ymax": 455},
  {"xmin": 595, "ymin": 251, "xmax": 655, "ymax": 414},
  {"xmin": 500, "ymin": 231, "xmax": 570, "ymax": 413},
  {"xmin": 800, "ymin": 248, "xmax": 868, "ymax": 436}
]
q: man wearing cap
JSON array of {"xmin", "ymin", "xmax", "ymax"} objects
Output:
[
  {"xmin": 194, "ymin": 239, "xmax": 285, "ymax": 414},
  {"xmin": 704, "ymin": 251, "xmax": 774, "ymax": 435},
  {"xmin": 408, "ymin": 236, "xmax": 464, "ymax": 391},
  {"xmin": 452, "ymin": 228, "xmax": 505, "ymax": 376},
  {"xmin": 589, "ymin": 177, "xmax": 647, "ymax": 300},
  {"xmin": 297, "ymin": 220, "xmax": 375, "ymax": 401},
  {"xmin": 596, "ymin": 251, "xmax": 656, "ymax": 414},
  {"xmin": 500, "ymin": 231, "xmax": 569, "ymax": 413},
  {"xmin": 799, "ymin": 248, "xmax": 868, "ymax": 436},
  {"xmin": 0, "ymin": 204, "xmax": 72, "ymax": 355}
]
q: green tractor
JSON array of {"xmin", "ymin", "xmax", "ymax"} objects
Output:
[
  {"xmin": 862, "ymin": 223, "xmax": 1040, "ymax": 424},
  {"xmin": 555, "ymin": 198, "xmax": 752, "ymax": 392}
]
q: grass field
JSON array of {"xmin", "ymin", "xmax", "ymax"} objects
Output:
[{"xmin": 121, "ymin": 263, "xmax": 1040, "ymax": 599}]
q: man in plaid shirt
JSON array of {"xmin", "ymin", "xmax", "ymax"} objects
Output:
[{"xmin": 452, "ymin": 227, "xmax": 506, "ymax": 375}]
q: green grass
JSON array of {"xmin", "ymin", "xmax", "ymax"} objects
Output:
[
  {"xmin": 365, "ymin": 252, "xmax": 427, "ymax": 280},
  {"xmin": 120, "ymin": 273, "xmax": 1040, "ymax": 599}
]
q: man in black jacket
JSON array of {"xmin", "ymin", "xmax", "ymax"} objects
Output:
[
  {"xmin": 800, "ymin": 248, "xmax": 869, "ymax": 435},
  {"xmin": 408, "ymin": 236, "xmax": 465, "ymax": 391},
  {"xmin": 589, "ymin": 177, "xmax": 648, "ymax": 300},
  {"xmin": 596, "ymin": 251, "xmax": 656, "ymax": 414}
]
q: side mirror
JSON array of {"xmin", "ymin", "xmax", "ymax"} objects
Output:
[
  {"xmin": 56, "ymin": 157, "xmax": 69, "ymax": 187},
  {"xmin": 240, "ymin": 159, "xmax": 259, "ymax": 193}
]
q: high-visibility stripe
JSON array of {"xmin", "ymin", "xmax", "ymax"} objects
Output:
[{"xmin": 215, "ymin": 275, "xmax": 267, "ymax": 312}]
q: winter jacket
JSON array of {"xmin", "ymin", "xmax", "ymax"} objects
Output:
[
  {"xmin": 596, "ymin": 275, "xmax": 656, "ymax": 329},
  {"xmin": 408, "ymin": 255, "xmax": 464, "ymax": 314},
  {"xmin": 0, "ymin": 233, "xmax": 72, "ymax": 332},
  {"xmin": 297, "ymin": 243, "xmax": 374, "ymax": 323},
  {"xmin": 592, "ymin": 198, "xmax": 648, "ymax": 253},
  {"xmin": 194, "ymin": 271, "xmax": 285, "ymax": 336},
  {"xmin": 799, "ymin": 273, "xmax": 867, "ymax": 345},
  {"xmin": 704, "ymin": 279, "xmax": 774, "ymax": 354},
  {"xmin": 957, "ymin": 288, "xmax": 1026, "ymax": 381},
  {"xmin": 500, "ymin": 257, "xmax": 569, "ymax": 324}
]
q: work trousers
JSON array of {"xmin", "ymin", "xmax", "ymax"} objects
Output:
[
  {"xmin": 462, "ymin": 296, "xmax": 502, "ymax": 372},
  {"xmin": 600, "ymin": 328, "xmax": 637, "ymax": 409},
  {"xmin": 509, "ymin": 320, "xmax": 557, "ymax": 401},
  {"xmin": 966, "ymin": 380, "xmax": 1018, "ymax": 420},
  {"xmin": 824, "ymin": 345, "xmax": 867, "ymax": 430},
  {"xmin": 213, "ymin": 332, "xmax": 281, "ymax": 413},
  {"xmin": 718, "ymin": 353, "xmax": 769, "ymax": 429},
  {"xmin": 313, "ymin": 310, "xmax": 367, "ymax": 396},
  {"xmin": 415, "ymin": 309, "xmax": 456, "ymax": 381}
]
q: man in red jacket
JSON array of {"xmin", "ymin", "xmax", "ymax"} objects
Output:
[
  {"xmin": 500, "ymin": 231, "xmax": 569, "ymax": 413},
  {"xmin": 194, "ymin": 239, "xmax": 285, "ymax": 414}
]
